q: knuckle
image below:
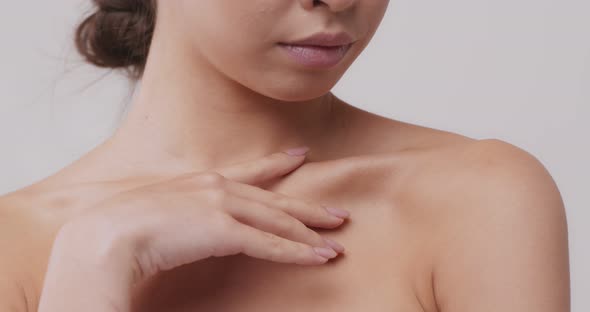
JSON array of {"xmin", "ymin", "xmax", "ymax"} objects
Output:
[
  {"xmin": 266, "ymin": 233, "xmax": 285, "ymax": 260},
  {"xmin": 272, "ymin": 194, "xmax": 291, "ymax": 209},
  {"xmin": 252, "ymin": 200, "xmax": 271, "ymax": 212},
  {"xmin": 196, "ymin": 172, "xmax": 226, "ymax": 187},
  {"xmin": 274, "ymin": 215, "xmax": 300, "ymax": 237}
]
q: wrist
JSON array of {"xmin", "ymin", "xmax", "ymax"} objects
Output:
[
  {"xmin": 38, "ymin": 218, "xmax": 139, "ymax": 311},
  {"xmin": 53, "ymin": 216, "xmax": 140, "ymax": 284}
]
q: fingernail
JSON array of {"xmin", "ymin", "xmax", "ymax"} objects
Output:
[
  {"xmin": 284, "ymin": 146, "xmax": 310, "ymax": 156},
  {"xmin": 313, "ymin": 247, "xmax": 337, "ymax": 259},
  {"xmin": 323, "ymin": 237, "xmax": 345, "ymax": 253},
  {"xmin": 324, "ymin": 206, "xmax": 350, "ymax": 218}
]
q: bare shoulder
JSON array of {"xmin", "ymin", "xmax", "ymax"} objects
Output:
[
  {"xmin": 402, "ymin": 138, "xmax": 566, "ymax": 218},
  {"xmin": 0, "ymin": 192, "xmax": 58, "ymax": 311},
  {"xmin": 339, "ymin": 106, "xmax": 570, "ymax": 310},
  {"xmin": 399, "ymin": 138, "xmax": 570, "ymax": 311},
  {"xmin": 401, "ymin": 137, "xmax": 564, "ymax": 191}
]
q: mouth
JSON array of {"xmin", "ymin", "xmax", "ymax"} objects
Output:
[
  {"xmin": 282, "ymin": 31, "xmax": 355, "ymax": 47},
  {"xmin": 277, "ymin": 32, "xmax": 356, "ymax": 69},
  {"xmin": 277, "ymin": 43, "xmax": 353, "ymax": 69}
]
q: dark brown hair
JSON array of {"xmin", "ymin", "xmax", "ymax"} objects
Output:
[{"xmin": 74, "ymin": 0, "xmax": 157, "ymax": 80}]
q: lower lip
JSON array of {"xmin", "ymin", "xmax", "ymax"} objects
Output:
[{"xmin": 278, "ymin": 43, "xmax": 352, "ymax": 69}]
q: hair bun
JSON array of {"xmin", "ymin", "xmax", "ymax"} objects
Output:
[{"xmin": 75, "ymin": 0, "xmax": 156, "ymax": 80}]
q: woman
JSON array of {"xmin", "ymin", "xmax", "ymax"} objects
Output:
[{"xmin": 0, "ymin": 0, "xmax": 569, "ymax": 311}]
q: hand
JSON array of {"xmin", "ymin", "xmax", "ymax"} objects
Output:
[{"xmin": 55, "ymin": 147, "xmax": 349, "ymax": 284}]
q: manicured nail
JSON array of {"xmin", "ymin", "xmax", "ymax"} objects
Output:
[
  {"xmin": 313, "ymin": 247, "xmax": 337, "ymax": 259},
  {"xmin": 323, "ymin": 237, "xmax": 345, "ymax": 253},
  {"xmin": 285, "ymin": 146, "xmax": 310, "ymax": 156},
  {"xmin": 324, "ymin": 206, "xmax": 350, "ymax": 218}
]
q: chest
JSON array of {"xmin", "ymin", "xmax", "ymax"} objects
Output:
[
  {"xmin": 129, "ymin": 203, "xmax": 430, "ymax": 312},
  {"xmin": 33, "ymin": 156, "xmax": 436, "ymax": 311}
]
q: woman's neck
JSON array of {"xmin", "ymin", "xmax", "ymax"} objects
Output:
[
  {"xmin": 100, "ymin": 30, "xmax": 344, "ymax": 177},
  {"xmin": 36, "ymin": 17, "xmax": 355, "ymax": 189}
]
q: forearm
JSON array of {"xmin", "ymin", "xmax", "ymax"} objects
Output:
[{"xmin": 38, "ymin": 221, "xmax": 137, "ymax": 312}]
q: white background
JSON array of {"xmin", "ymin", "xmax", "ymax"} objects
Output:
[{"xmin": 1, "ymin": 0, "xmax": 588, "ymax": 310}]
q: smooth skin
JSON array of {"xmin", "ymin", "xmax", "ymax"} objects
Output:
[
  {"xmin": 0, "ymin": 0, "xmax": 569, "ymax": 311},
  {"xmin": 38, "ymin": 149, "xmax": 349, "ymax": 311}
]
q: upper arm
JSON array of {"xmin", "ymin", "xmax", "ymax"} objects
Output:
[
  {"xmin": 431, "ymin": 139, "xmax": 570, "ymax": 311},
  {"xmin": 0, "ymin": 204, "xmax": 40, "ymax": 312}
]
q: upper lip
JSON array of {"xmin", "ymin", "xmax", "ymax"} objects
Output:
[{"xmin": 280, "ymin": 32, "xmax": 355, "ymax": 47}]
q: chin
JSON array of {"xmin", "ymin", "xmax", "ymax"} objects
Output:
[{"xmin": 253, "ymin": 73, "xmax": 342, "ymax": 102}]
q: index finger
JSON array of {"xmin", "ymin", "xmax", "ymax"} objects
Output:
[{"xmin": 214, "ymin": 147, "xmax": 310, "ymax": 185}]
